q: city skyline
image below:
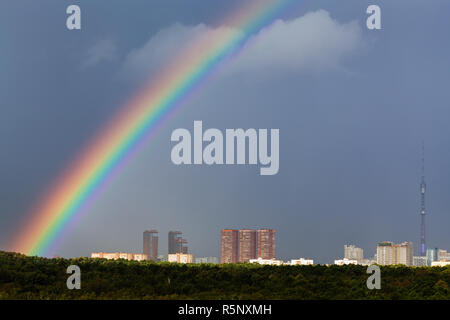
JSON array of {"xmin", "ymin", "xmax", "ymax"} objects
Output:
[
  {"xmin": 88, "ymin": 226, "xmax": 450, "ymax": 265},
  {"xmin": 1, "ymin": 1, "xmax": 450, "ymax": 264},
  {"xmin": 51, "ymin": 140, "xmax": 448, "ymax": 263}
]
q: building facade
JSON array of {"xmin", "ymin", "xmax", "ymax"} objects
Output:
[
  {"xmin": 431, "ymin": 260, "xmax": 450, "ymax": 267},
  {"xmin": 376, "ymin": 242, "xmax": 394, "ymax": 265},
  {"xmin": 168, "ymin": 253, "xmax": 194, "ymax": 263},
  {"xmin": 426, "ymin": 248, "xmax": 438, "ymax": 266},
  {"xmin": 239, "ymin": 229, "xmax": 257, "ymax": 262},
  {"xmin": 376, "ymin": 241, "xmax": 413, "ymax": 266},
  {"xmin": 220, "ymin": 228, "xmax": 277, "ymax": 263},
  {"xmin": 334, "ymin": 258, "xmax": 358, "ymax": 265},
  {"xmin": 257, "ymin": 229, "xmax": 276, "ymax": 259},
  {"xmin": 438, "ymin": 249, "xmax": 450, "ymax": 261},
  {"xmin": 249, "ymin": 257, "xmax": 283, "ymax": 265},
  {"xmin": 143, "ymin": 230, "xmax": 158, "ymax": 261},
  {"xmin": 168, "ymin": 231, "xmax": 188, "ymax": 254},
  {"xmin": 195, "ymin": 257, "xmax": 218, "ymax": 264},
  {"xmin": 290, "ymin": 258, "xmax": 314, "ymax": 265},
  {"xmin": 344, "ymin": 245, "xmax": 364, "ymax": 263},
  {"xmin": 413, "ymin": 256, "xmax": 428, "ymax": 267},
  {"xmin": 220, "ymin": 229, "xmax": 239, "ymax": 263},
  {"xmin": 91, "ymin": 252, "xmax": 147, "ymax": 261}
]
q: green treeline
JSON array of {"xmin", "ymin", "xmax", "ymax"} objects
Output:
[{"xmin": 0, "ymin": 251, "xmax": 449, "ymax": 299}]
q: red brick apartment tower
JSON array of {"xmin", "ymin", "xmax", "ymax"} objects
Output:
[
  {"xmin": 238, "ymin": 229, "xmax": 257, "ymax": 262},
  {"xmin": 143, "ymin": 230, "xmax": 158, "ymax": 261},
  {"xmin": 220, "ymin": 229, "xmax": 239, "ymax": 263},
  {"xmin": 257, "ymin": 229, "xmax": 276, "ymax": 259}
]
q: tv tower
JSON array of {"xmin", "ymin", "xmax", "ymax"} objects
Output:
[{"xmin": 420, "ymin": 143, "xmax": 426, "ymax": 256}]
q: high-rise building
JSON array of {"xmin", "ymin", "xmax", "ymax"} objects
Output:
[
  {"xmin": 143, "ymin": 230, "xmax": 158, "ymax": 261},
  {"xmin": 221, "ymin": 228, "xmax": 276, "ymax": 263},
  {"xmin": 397, "ymin": 242, "xmax": 414, "ymax": 265},
  {"xmin": 239, "ymin": 229, "xmax": 257, "ymax": 262},
  {"xmin": 168, "ymin": 231, "xmax": 181, "ymax": 254},
  {"xmin": 377, "ymin": 242, "xmax": 394, "ymax": 265},
  {"xmin": 257, "ymin": 229, "xmax": 276, "ymax": 259},
  {"xmin": 376, "ymin": 241, "xmax": 413, "ymax": 266},
  {"xmin": 426, "ymin": 248, "xmax": 438, "ymax": 266},
  {"xmin": 344, "ymin": 245, "xmax": 364, "ymax": 263},
  {"xmin": 220, "ymin": 229, "xmax": 239, "ymax": 263},
  {"xmin": 168, "ymin": 231, "xmax": 188, "ymax": 254}
]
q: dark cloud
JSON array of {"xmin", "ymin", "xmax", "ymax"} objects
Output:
[{"xmin": 1, "ymin": 1, "xmax": 450, "ymax": 263}]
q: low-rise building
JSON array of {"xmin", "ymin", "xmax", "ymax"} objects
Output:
[
  {"xmin": 91, "ymin": 252, "xmax": 147, "ymax": 261},
  {"xmin": 290, "ymin": 258, "xmax": 314, "ymax": 265},
  {"xmin": 249, "ymin": 257, "xmax": 283, "ymax": 265},
  {"xmin": 334, "ymin": 258, "xmax": 358, "ymax": 265},
  {"xmin": 195, "ymin": 257, "xmax": 218, "ymax": 264},
  {"xmin": 438, "ymin": 249, "xmax": 450, "ymax": 261},
  {"xmin": 361, "ymin": 259, "xmax": 375, "ymax": 266},
  {"xmin": 168, "ymin": 253, "xmax": 194, "ymax": 263},
  {"xmin": 413, "ymin": 256, "xmax": 428, "ymax": 267},
  {"xmin": 431, "ymin": 260, "xmax": 450, "ymax": 267}
]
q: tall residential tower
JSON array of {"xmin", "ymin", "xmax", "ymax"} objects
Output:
[
  {"xmin": 220, "ymin": 229, "xmax": 239, "ymax": 263},
  {"xmin": 143, "ymin": 230, "xmax": 159, "ymax": 261},
  {"xmin": 168, "ymin": 231, "xmax": 188, "ymax": 254},
  {"xmin": 238, "ymin": 229, "xmax": 257, "ymax": 262},
  {"xmin": 257, "ymin": 229, "xmax": 276, "ymax": 259}
]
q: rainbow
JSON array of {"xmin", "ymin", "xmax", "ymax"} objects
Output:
[{"xmin": 12, "ymin": 0, "xmax": 298, "ymax": 256}]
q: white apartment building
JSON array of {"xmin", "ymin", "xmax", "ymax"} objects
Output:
[
  {"xmin": 290, "ymin": 258, "xmax": 314, "ymax": 265},
  {"xmin": 431, "ymin": 260, "xmax": 450, "ymax": 267},
  {"xmin": 91, "ymin": 252, "xmax": 148, "ymax": 261},
  {"xmin": 376, "ymin": 241, "xmax": 413, "ymax": 266},
  {"xmin": 249, "ymin": 257, "xmax": 283, "ymax": 266},
  {"xmin": 344, "ymin": 245, "xmax": 364, "ymax": 263},
  {"xmin": 334, "ymin": 258, "xmax": 358, "ymax": 265},
  {"xmin": 168, "ymin": 253, "xmax": 194, "ymax": 263},
  {"xmin": 438, "ymin": 249, "xmax": 450, "ymax": 261}
]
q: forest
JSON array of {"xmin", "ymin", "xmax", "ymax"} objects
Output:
[{"xmin": 0, "ymin": 251, "xmax": 449, "ymax": 299}]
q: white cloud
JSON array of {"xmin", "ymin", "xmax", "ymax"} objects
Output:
[
  {"xmin": 119, "ymin": 23, "xmax": 236, "ymax": 82},
  {"xmin": 119, "ymin": 10, "xmax": 363, "ymax": 82},
  {"xmin": 230, "ymin": 10, "xmax": 363, "ymax": 74},
  {"xmin": 82, "ymin": 39, "xmax": 118, "ymax": 68}
]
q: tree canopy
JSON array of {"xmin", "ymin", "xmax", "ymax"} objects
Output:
[{"xmin": 0, "ymin": 251, "xmax": 449, "ymax": 300}]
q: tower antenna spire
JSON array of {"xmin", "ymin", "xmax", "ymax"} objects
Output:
[{"xmin": 420, "ymin": 141, "xmax": 426, "ymax": 256}]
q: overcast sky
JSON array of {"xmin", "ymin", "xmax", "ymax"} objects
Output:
[{"xmin": 1, "ymin": 0, "xmax": 450, "ymax": 263}]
